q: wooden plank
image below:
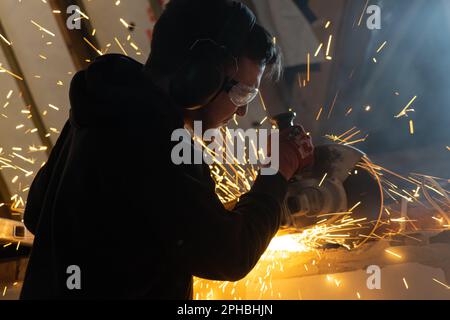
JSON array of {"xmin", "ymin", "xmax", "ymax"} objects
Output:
[
  {"xmin": 0, "ymin": 20, "xmax": 53, "ymax": 157},
  {"xmin": 48, "ymin": 0, "xmax": 101, "ymax": 71}
]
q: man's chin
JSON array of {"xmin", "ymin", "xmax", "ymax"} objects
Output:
[
  {"xmin": 221, "ymin": 119, "xmax": 232, "ymax": 127},
  {"xmin": 203, "ymin": 119, "xmax": 230, "ymax": 131}
]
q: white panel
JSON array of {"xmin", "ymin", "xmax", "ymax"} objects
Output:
[
  {"xmin": 82, "ymin": 0, "xmax": 155, "ymax": 63},
  {"xmin": 254, "ymin": 263, "xmax": 450, "ymax": 300},
  {"xmin": 0, "ymin": 0, "xmax": 76, "ymax": 145}
]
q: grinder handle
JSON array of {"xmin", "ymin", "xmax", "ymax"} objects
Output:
[
  {"xmin": 270, "ymin": 111, "xmax": 314, "ymax": 177},
  {"xmin": 270, "ymin": 111, "xmax": 297, "ymax": 130}
]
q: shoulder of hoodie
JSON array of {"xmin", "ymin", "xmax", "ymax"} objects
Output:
[{"xmin": 69, "ymin": 54, "xmax": 185, "ymax": 137}]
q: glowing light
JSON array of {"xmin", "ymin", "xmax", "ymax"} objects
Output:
[
  {"xmin": 307, "ymin": 53, "xmax": 310, "ymax": 82},
  {"xmin": 385, "ymin": 249, "xmax": 402, "ymax": 259},
  {"xmin": 403, "ymin": 277, "xmax": 409, "ymax": 289},
  {"xmin": 114, "ymin": 37, "xmax": 128, "ymax": 56},
  {"xmin": 395, "ymin": 96, "xmax": 417, "ymax": 118},
  {"xmin": 314, "ymin": 43, "xmax": 323, "ymax": 57},
  {"xmin": 315, "ymin": 107, "xmax": 323, "ymax": 121},
  {"xmin": 83, "ymin": 37, "xmax": 103, "ymax": 56},
  {"xmin": 318, "ymin": 173, "xmax": 328, "ymax": 187},
  {"xmin": 327, "ymin": 90, "xmax": 339, "ymax": 119},
  {"xmin": 357, "ymin": 0, "xmax": 370, "ymax": 26},
  {"xmin": 376, "ymin": 41, "xmax": 387, "ymax": 53},
  {"xmin": 119, "ymin": 18, "xmax": 130, "ymax": 28},
  {"xmin": 0, "ymin": 33, "xmax": 11, "ymax": 46},
  {"xmin": 75, "ymin": 9, "xmax": 90, "ymax": 20},
  {"xmin": 260, "ymin": 116, "xmax": 268, "ymax": 125},
  {"xmin": 432, "ymin": 278, "xmax": 450, "ymax": 289},
  {"xmin": 325, "ymin": 35, "xmax": 333, "ymax": 57},
  {"xmin": 0, "ymin": 65, "xmax": 23, "ymax": 81},
  {"xmin": 30, "ymin": 20, "xmax": 55, "ymax": 37},
  {"xmin": 349, "ymin": 201, "xmax": 361, "ymax": 212}
]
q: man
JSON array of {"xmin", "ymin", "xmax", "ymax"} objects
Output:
[{"xmin": 20, "ymin": 0, "xmax": 313, "ymax": 299}]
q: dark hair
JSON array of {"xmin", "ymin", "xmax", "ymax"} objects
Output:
[{"xmin": 145, "ymin": 0, "xmax": 282, "ymax": 80}]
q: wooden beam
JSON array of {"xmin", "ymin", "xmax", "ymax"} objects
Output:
[
  {"xmin": 48, "ymin": 0, "xmax": 101, "ymax": 71},
  {"xmin": 0, "ymin": 0, "xmax": 102, "ymax": 220},
  {"xmin": 0, "ymin": 20, "xmax": 53, "ymax": 158},
  {"xmin": 0, "ymin": 174, "xmax": 12, "ymax": 219}
]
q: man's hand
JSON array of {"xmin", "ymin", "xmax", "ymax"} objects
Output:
[{"xmin": 277, "ymin": 126, "xmax": 314, "ymax": 181}]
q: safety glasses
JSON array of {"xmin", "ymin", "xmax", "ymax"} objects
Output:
[{"xmin": 223, "ymin": 78, "xmax": 259, "ymax": 107}]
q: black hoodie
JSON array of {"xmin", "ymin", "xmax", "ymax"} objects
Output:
[{"xmin": 20, "ymin": 54, "xmax": 288, "ymax": 299}]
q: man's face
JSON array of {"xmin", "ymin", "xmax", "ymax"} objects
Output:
[{"xmin": 185, "ymin": 57, "xmax": 265, "ymax": 131}]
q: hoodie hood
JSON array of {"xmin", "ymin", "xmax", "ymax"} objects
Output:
[{"xmin": 69, "ymin": 54, "xmax": 181, "ymax": 128}]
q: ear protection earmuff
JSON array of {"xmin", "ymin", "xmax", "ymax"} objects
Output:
[{"xmin": 169, "ymin": 1, "xmax": 256, "ymax": 110}]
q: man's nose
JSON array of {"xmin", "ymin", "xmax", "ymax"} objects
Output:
[{"xmin": 236, "ymin": 105, "xmax": 248, "ymax": 117}]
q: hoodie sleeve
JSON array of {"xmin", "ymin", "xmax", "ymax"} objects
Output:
[
  {"xmin": 175, "ymin": 169, "xmax": 288, "ymax": 281},
  {"xmin": 23, "ymin": 121, "xmax": 72, "ymax": 234},
  {"xmin": 122, "ymin": 104, "xmax": 288, "ymax": 282}
]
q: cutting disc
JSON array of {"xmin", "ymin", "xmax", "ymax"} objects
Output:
[{"xmin": 283, "ymin": 144, "xmax": 383, "ymax": 248}]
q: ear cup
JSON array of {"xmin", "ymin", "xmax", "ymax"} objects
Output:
[
  {"xmin": 169, "ymin": 40, "xmax": 233, "ymax": 109},
  {"xmin": 169, "ymin": 1, "xmax": 256, "ymax": 109}
]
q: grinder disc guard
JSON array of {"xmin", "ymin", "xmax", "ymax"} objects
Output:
[{"xmin": 284, "ymin": 144, "xmax": 383, "ymax": 247}]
